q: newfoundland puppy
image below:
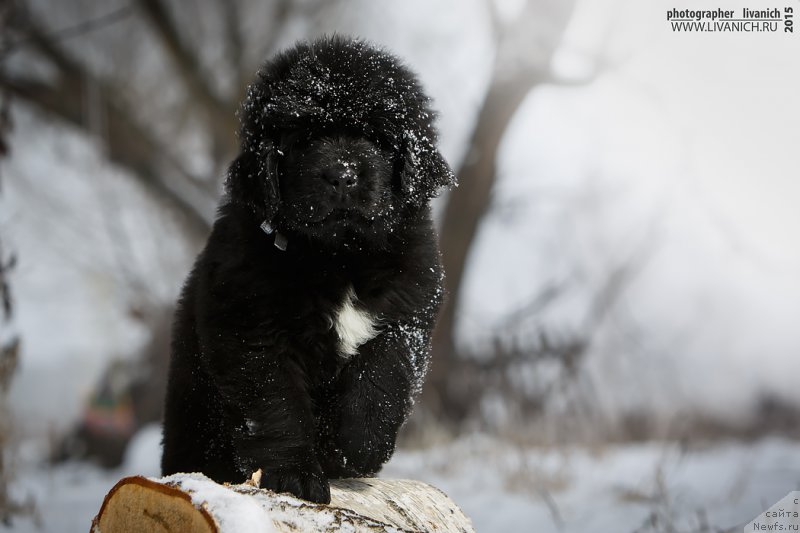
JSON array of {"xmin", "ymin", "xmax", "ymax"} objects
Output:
[{"xmin": 161, "ymin": 36, "xmax": 454, "ymax": 503}]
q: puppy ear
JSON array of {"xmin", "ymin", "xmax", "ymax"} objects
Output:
[
  {"xmin": 398, "ymin": 136, "xmax": 456, "ymax": 205},
  {"xmin": 225, "ymin": 143, "xmax": 281, "ymax": 222}
]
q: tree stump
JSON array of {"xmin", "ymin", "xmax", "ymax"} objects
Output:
[{"xmin": 91, "ymin": 473, "xmax": 474, "ymax": 532}]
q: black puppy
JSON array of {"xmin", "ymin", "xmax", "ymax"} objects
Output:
[{"xmin": 161, "ymin": 36, "xmax": 454, "ymax": 503}]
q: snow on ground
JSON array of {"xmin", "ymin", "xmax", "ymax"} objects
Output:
[
  {"xmin": 6, "ymin": 426, "xmax": 800, "ymax": 532},
  {"xmin": 386, "ymin": 436, "xmax": 800, "ymax": 532}
]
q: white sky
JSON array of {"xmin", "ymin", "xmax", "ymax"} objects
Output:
[{"xmin": 559, "ymin": 0, "xmax": 800, "ymax": 268}]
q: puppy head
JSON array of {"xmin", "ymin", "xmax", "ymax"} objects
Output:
[
  {"xmin": 226, "ymin": 36, "xmax": 454, "ymax": 240},
  {"xmin": 275, "ymin": 132, "xmax": 395, "ymax": 239}
]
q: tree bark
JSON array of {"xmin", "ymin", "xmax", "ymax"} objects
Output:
[{"xmin": 91, "ymin": 474, "xmax": 475, "ymax": 533}]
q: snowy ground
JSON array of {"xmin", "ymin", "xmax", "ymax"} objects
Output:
[{"xmin": 6, "ymin": 426, "xmax": 800, "ymax": 532}]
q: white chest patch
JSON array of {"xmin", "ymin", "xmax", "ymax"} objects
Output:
[{"xmin": 333, "ymin": 286, "xmax": 379, "ymax": 359}]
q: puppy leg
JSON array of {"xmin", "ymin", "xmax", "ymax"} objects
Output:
[
  {"xmin": 325, "ymin": 329, "xmax": 417, "ymax": 477},
  {"xmin": 212, "ymin": 355, "xmax": 331, "ymax": 503}
]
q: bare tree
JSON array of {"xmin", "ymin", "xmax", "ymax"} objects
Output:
[
  {"xmin": 0, "ymin": 0, "xmax": 317, "ymax": 243},
  {"xmin": 3, "ymin": 6, "xmax": 208, "ymax": 240},
  {"xmin": 425, "ymin": 0, "xmax": 589, "ymax": 422}
]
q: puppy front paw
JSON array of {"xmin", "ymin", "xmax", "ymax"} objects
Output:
[
  {"xmin": 333, "ymin": 430, "xmax": 395, "ymax": 477},
  {"xmin": 259, "ymin": 463, "xmax": 331, "ymax": 504}
]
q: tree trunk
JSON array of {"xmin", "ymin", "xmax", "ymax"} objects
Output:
[
  {"xmin": 91, "ymin": 474, "xmax": 475, "ymax": 533},
  {"xmin": 427, "ymin": 72, "xmax": 544, "ymax": 423},
  {"xmin": 424, "ymin": 0, "xmax": 581, "ymax": 424}
]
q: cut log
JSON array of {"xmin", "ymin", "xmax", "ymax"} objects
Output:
[{"xmin": 91, "ymin": 473, "xmax": 475, "ymax": 533}]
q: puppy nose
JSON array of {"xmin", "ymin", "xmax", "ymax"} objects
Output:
[{"xmin": 323, "ymin": 167, "xmax": 358, "ymax": 191}]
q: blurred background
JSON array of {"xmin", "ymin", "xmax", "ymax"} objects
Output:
[{"xmin": 1, "ymin": 0, "xmax": 799, "ymax": 531}]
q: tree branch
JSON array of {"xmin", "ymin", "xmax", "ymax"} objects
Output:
[
  {"xmin": 213, "ymin": 0, "xmax": 245, "ymax": 91},
  {"xmin": 134, "ymin": 0, "xmax": 238, "ymax": 156},
  {"xmin": 0, "ymin": 70, "xmax": 212, "ymax": 238},
  {"xmin": 3, "ymin": 8, "xmax": 216, "ymax": 236},
  {"xmin": 230, "ymin": 0, "xmax": 300, "ymax": 107},
  {"xmin": 8, "ymin": 5, "xmax": 133, "ymax": 50}
]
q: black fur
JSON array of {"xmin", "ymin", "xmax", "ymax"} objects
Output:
[{"xmin": 161, "ymin": 36, "xmax": 454, "ymax": 503}]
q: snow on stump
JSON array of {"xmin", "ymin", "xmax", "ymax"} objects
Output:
[{"xmin": 90, "ymin": 473, "xmax": 475, "ymax": 532}]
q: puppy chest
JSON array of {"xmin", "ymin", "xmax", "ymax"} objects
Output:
[{"xmin": 331, "ymin": 285, "xmax": 379, "ymax": 359}]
